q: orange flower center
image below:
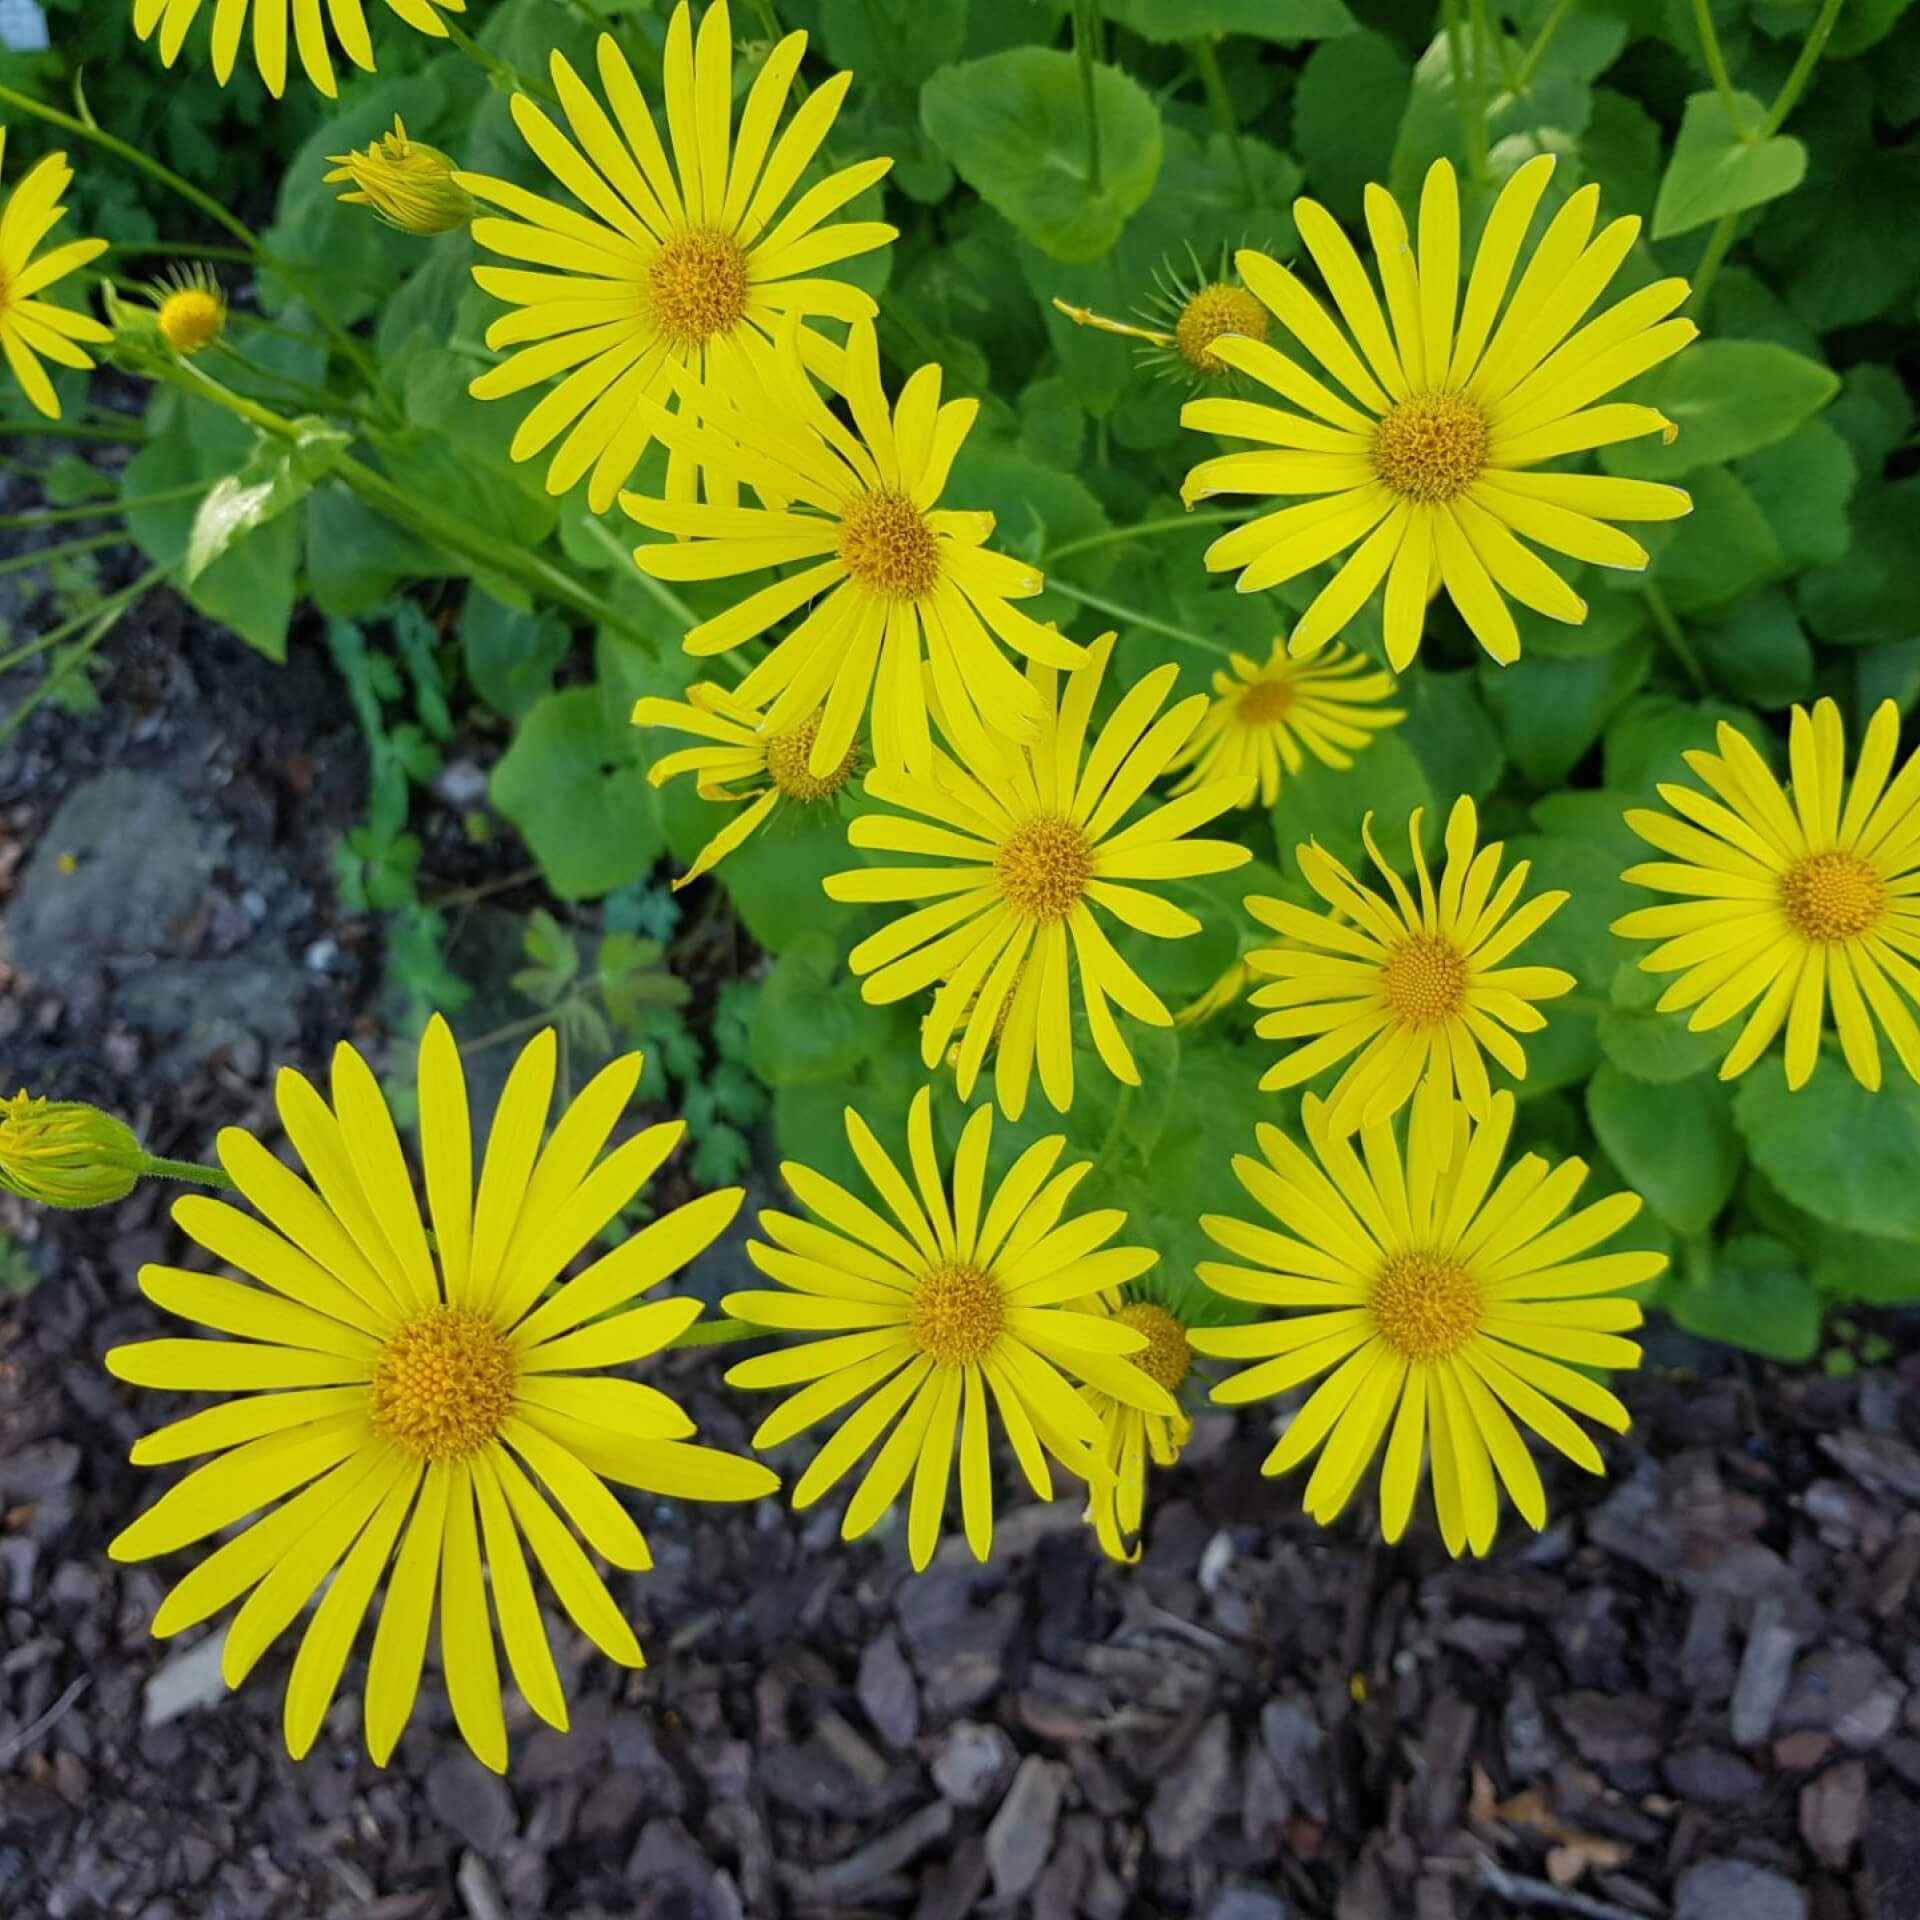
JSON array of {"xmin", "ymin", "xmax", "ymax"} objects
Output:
[
  {"xmin": 647, "ymin": 225, "xmax": 750, "ymax": 349},
  {"xmin": 837, "ymin": 488, "xmax": 942, "ymax": 601},
  {"xmin": 909, "ymin": 1263, "xmax": 1004, "ymax": 1366},
  {"xmin": 1369, "ymin": 1250, "xmax": 1481, "ymax": 1361},
  {"xmin": 1371, "ymin": 393, "xmax": 1489, "ymax": 503},
  {"xmin": 1174, "ymin": 282, "xmax": 1270, "ymax": 376},
  {"xmin": 1234, "ymin": 676, "xmax": 1296, "ymax": 727},
  {"xmin": 764, "ymin": 712, "xmax": 860, "ymax": 802},
  {"xmin": 1380, "ymin": 934, "xmax": 1468, "ymax": 1027},
  {"xmin": 1780, "ymin": 849, "xmax": 1885, "ymax": 943},
  {"xmin": 996, "ymin": 815, "xmax": 1094, "ymax": 922},
  {"xmin": 1117, "ymin": 1301, "xmax": 1191, "ymax": 1391},
  {"xmin": 369, "ymin": 1305, "xmax": 516, "ymax": 1459}
]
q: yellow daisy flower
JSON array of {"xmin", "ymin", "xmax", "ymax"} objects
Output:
[
  {"xmin": 1078, "ymin": 1290, "xmax": 1194, "ymax": 1564},
  {"xmin": 131, "ymin": 0, "xmax": 463, "ymax": 98},
  {"xmin": 1179, "ymin": 156, "xmax": 1696, "ymax": 669},
  {"xmin": 1247, "ymin": 796, "xmax": 1573, "ymax": 1131},
  {"xmin": 324, "ymin": 116, "xmax": 476, "ymax": 235},
  {"xmin": 824, "ymin": 633, "xmax": 1255, "ymax": 1121},
  {"xmin": 622, "ymin": 315, "xmax": 1083, "ymax": 781},
  {"xmin": 1167, "ymin": 637, "xmax": 1404, "ymax": 808},
  {"xmin": 105, "ymin": 1016, "xmax": 777, "ymax": 1773},
  {"xmin": 634, "ymin": 680, "xmax": 860, "ymax": 888},
  {"xmin": 460, "ymin": 3, "xmax": 896, "ymax": 513},
  {"xmin": 0, "ymin": 134, "xmax": 111, "ymax": 421},
  {"xmin": 1612, "ymin": 698, "xmax": 1920, "ymax": 1092},
  {"xmin": 720, "ymin": 1088, "xmax": 1175, "ymax": 1569},
  {"xmin": 1190, "ymin": 1086, "xmax": 1661, "ymax": 1556},
  {"xmin": 1051, "ymin": 247, "xmax": 1270, "ymax": 384}
]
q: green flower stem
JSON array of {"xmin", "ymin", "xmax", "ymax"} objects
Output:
[
  {"xmin": 1044, "ymin": 576, "xmax": 1237, "ymax": 660},
  {"xmin": 1071, "ymin": 0, "xmax": 1104, "ymax": 197},
  {"xmin": 1512, "ymin": 0, "xmax": 1574, "ymax": 89},
  {"xmin": 1685, "ymin": 211, "xmax": 1740, "ymax": 316},
  {"xmin": 0, "ymin": 416, "xmax": 146, "ymax": 442},
  {"xmin": 0, "ymin": 483, "xmax": 206, "ymax": 529},
  {"xmin": 0, "ymin": 560, "xmax": 170, "ymax": 680},
  {"xmin": 1689, "ymin": 0, "xmax": 1747, "ymax": 130},
  {"xmin": 443, "ymin": 22, "xmax": 558, "ymax": 108},
  {"xmin": 1763, "ymin": 0, "xmax": 1847, "ymax": 134},
  {"xmin": 1645, "ymin": 582, "xmax": 1707, "ymax": 692},
  {"xmin": 164, "ymin": 359, "xmax": 652, "ymax": 646},
  {"xmin": 138, "ymin": 1155, "xmax": 237, "ymax": 1191},
  {"xmin": 1188, "ymin": 37, "xmax": 1257, "ymax": 205},
  {"xmin": 1441, "ymin": 0, "xmax": 1491, "ymax": 184},
  {"xmin": 1042, "ymin": 509, "xmax": 1246, "ymax": 567},
  {"xmin": 0, "ymin": 82, "xmax": 383, "ymax": 400},
  {"xmin": 0, "ymin": 583, "xmax": 151, "ymax": 748},
  {"xmin": 0, "ymin": 530, "xmax": 125, "ymax": 578},
  {"xmin": 670, "ymin": 1317, "xmax": 764, "ymax": 1349}
]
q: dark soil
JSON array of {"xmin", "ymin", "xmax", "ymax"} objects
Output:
[{"xmin": 3, "ymin": 581, "xmax": 1920, "ymax": 1920}]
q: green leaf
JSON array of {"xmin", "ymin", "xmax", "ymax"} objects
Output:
[
  {"xmin": 1479, "ymin": 636, "xmax": 1651, "ymax": 788},
  {"xmin": 1666, "ymin": 1235, "xmax": 1822, "ymax": 1362},
  {"xmin": 1290, "ymin": 29, "xmax": 1410, "ymax": 221},
  {"xmin": 461, "ymin": 590, "xmax": 569, "ymax": 723},
  {"xmin": 749, "ymin": 932, "xmax": 895, "ymax": 1087},
  {"xmin": 1601, "ymin": 691, "xmax": 1758, "ymax": 805},
  {"xmin": 1801, "ymin": 475, "xmax": 1920, "ymax": 648},
  {"xmin": 490, "ymin": 688, "xmax": 662, "ymax": 900},
  {"xmin": 1101, "ymin": 0, "xmax": 1356, "ymax": 41},
  {"xmin": 304, "ymin": 486, "xmax": 443, "ymax": 617},
  {"xmin": 1597, "ymin": 959, "xmax": 1729, "ymax": 1084},
  {"xmin": 821, "ymin": 0, "xmax": 968, "ymax": 88},
  {"xmin": 1736, "ymin": 418, "xmax": 1856, "ymax": 569},
  {"xmin": 1268, "ymin": 732, "xmax": 1434, "ymax": 872},
  {"xmin": 1651, "ymin": 90, "xmax": 1807, "ymax": 241},
  {"xmin": 511, "ymin": 908, "xmax": 580, "ymax": 1005},
  {"xmin": 1734, "ymin": 1056, "xmax": 1920, "ymax": 1244},
  {"xmin": 1693, "ymin": 590, "xmax": 1815, "ymax": 710},
  {"xmin": 921, "ymin": 49, "xmax": 1163, "ymax": 262},
  {"xmin": 1601, "ymin": 341, "xmax": 1840, "ymax": 480},
  {"xmin": 1397, "ymin": 669, "xmax": 1505, "ymax": 803},
  {"xmin": 1654, "ymin": 466, "xmax": 1783, "ymax": 615},
  {"xmin": 1588, "ymin": 1062, "xmax": 1740, "ymax": 1234}
]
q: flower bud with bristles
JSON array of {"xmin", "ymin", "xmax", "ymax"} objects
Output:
[
  {"xmin": 148, "ymin": 263, "xmax": 227, "ymax": 356},
  {"xmin": 0, "ymin": 1092, "xmax": 147, "ymax": 1210},
  {"xmin": 323, "ymin": 116, "xmax": 475, "ymax": 235}
]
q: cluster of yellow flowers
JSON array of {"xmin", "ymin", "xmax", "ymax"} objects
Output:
[{"xmin": 4, "ymin": 0, "xmax": 1920, "ymax": 1779}]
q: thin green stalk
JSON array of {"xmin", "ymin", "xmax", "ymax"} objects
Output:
[
  {"xmin": 1512, "ymin": 0, "xmax": 1574, "ymax": 89},
  {"xmin": 1044, "ymin": 577, "xmax": 1236, "ymax": 659},
  {"xmin": 1685, "ymin": 211, "xmax": 1740, "ymax": 316},
  {"xmin": 1071, "ymin": 0, "xmax": 1104, "ymax": 196},
  {"xmin": 0, "ymin": 593, "xmax": 132, "ymax": 746},
  {"xmin": 670, "ymin": 1318, "xmax": 764, "ymax": 1348},
  {"xmin": 0, "ymin": 417, "xmax": 146, "ymax": 442},
  {"xmin": 0, "ymin": 483, "xmax": 204, "ymax": 530},
  {"xmin": 1189, "ymin": 38, "xmax": 1256, "ymax": 205},
  {"xmin": 1645, "ymin": 582, "xmax": 1706, "ymax": 692},
  {"xmin": 444, "ymin": 22, "xmax": 558, "ymax": 106},
  {"xmin": 1043, "ymin": 509, "xmax": 1246, "ymax": 568},
  {"xmin": 139, "ymin": 1155, "xmax": 237, "ymax": 1191},
  {"xmin": 103, "ymin": 241, "xmax": 260, "ymax": 266},
  {"xmin": 1763, "ymin": 0, "xmax": 1847, "ymax": 133},
  {"xmin": 1471, "ymin": 0, "xmax": 1515, "ymax": 93},
  {"xmin": 0, "ymin": 530, "xmax": 123, "ymax": 578},
  {"xmin": 1441, "ymin": 0, "xmax": 1491, "ymax": 183},
  {"xmin": 0, "ymin": 563, "xmax": 170, "ymax": 678},
  {"xmin": 1689, "ymin": 0, "xmax": 1746, "ymax": 128}
]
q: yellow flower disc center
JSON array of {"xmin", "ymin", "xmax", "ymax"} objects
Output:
[
  {"xmin": 996, "ymin": 814, "xmax": 1094, "ymax": 922},
  {"xmin": 1380, "ymin": 934, "xmax": 1468, "ymax": 1027},
  {"xmin": 764, "ymin": 713, "xmax": 860, "ymax": 802},
  {"xmin": 1235, "ymin": 677, "xmax": 1296, "ymax": 727},
  {"xmin": 647, "ymin": 225, "xmax": 750, "ymax": 350},
  {"xmin": 837, "ymin": 489, "xmax": 942, "ymax": 601},
  {"xmin": 1118, "ymin": 1301, "xmax": 1191, "ymax": 1392},
  {"xmin": 1369, "ymin": 1250, "xmax": 1482, "ymax": 1361},
  {"xmin": 1780, "ymin": 848, "xmax": 1886, "ymax": 943},
  {"xmin": 1174, "ymin": 282, "xmax": 1270, "ymax": 376},
  {"xmin": 369, "ymin": 1305, "xmax": 517, "ymax": 1460},
  {"xmin": 909, "ymin": 1262, "xmax": 1005, "ymax": 1366},
  {"xmin": 158, "ymin": 289, "xmax": 224, "ymax": 356},
  {"xmin": 1371, "ymin": 393, "xmax": 1490, "ymax": 503}
]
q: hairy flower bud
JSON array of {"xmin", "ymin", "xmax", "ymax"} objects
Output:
[
  {"xmin": 0, "ymin": 1092, "xmax": 146, "ymax": 1210},
  {"xmin": 323, "ymin": 116, "xmax": 475, "ymax": 235}
]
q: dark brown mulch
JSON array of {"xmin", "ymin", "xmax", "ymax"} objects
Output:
[{"xmin": 3, "ymin": 538, "xmax": 1920, "ymax": 1920}]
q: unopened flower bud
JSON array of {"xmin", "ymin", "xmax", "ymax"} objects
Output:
[
  {"xmin": 0, "ymin": 1091, "xmax": 146, "ymax": 1210},
  {"xmin": 323, "ymin": 116, "xmax": 475, "ymax": 235}
]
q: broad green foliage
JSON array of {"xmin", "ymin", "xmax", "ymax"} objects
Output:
[{"xmin": 12, "ymin": 0, "xmax": 1920, "ymax": 1376}]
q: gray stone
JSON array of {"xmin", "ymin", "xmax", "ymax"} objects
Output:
[
  {"xmin": 425, "ymin": 1752, "xmax": 516, "ymax": 1856},
  {"xmin": 857, "ymin": 1628, "xmax": 920, "ymax": 1751},
  {"xmin": 5, "ymin": 772, "xmax": 210, "ymax": 979},
  {"xmin": 932, "ymin": 1720, "xmax": 1016, "ymax": 1808},
  {"xmin": 1206, "ymin": 1889, "xmax": 1294, "ymax": 1920},
  {"xmin": 141, "ymin": 1630, "xmax": 228, "ymax": 1729},
  {"xmin": 985, "ymin": 1755, "xmax": 1066, "ymax": 1900},
  {"xmin": 1149, "ymin": 1712, "xmax": 1234, "ymax": 1859},
  {"xmin": 1673, "ymin": 1858, "xmax": 1809, "ymax": 1920}
]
